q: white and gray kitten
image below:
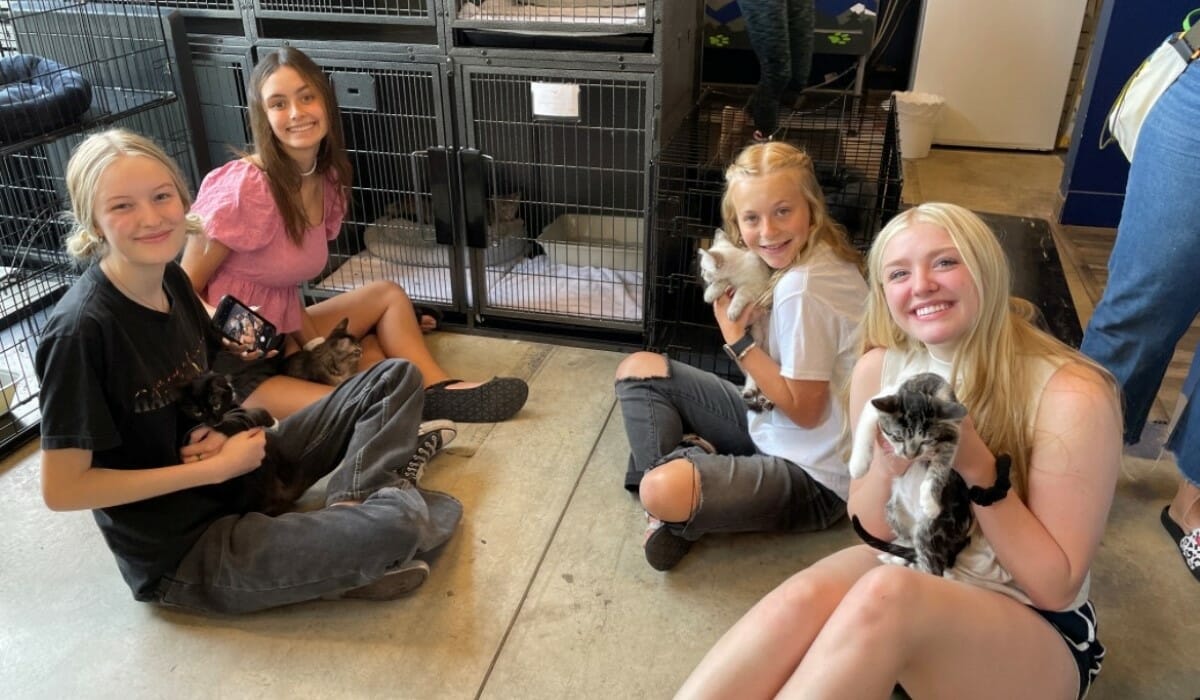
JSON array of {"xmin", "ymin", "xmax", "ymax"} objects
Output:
[
  {"xmin": 847, "ymin": 372, "xmax": 974, "ymax": 575},
  {"xmin": 697, "ymin": 228, "xmax": 773, "ymax": 412}
]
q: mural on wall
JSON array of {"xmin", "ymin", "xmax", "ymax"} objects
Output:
[{"xmin": 705, "ymin": 0, "xmax": 878, "ymax": 56}]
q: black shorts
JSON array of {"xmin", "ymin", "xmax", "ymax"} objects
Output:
[{"xmin": 1031, "ymin": 600, "xmax": 1104, "ymax": 700}]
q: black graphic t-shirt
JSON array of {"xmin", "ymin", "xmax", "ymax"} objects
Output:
[{"xmin": 36, "ymin": 262, "xmax": 250, "ymax": 600}]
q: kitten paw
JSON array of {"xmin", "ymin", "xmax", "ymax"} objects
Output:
[
  {"xmin": 848, "ymin": 453, "xmax": 871, "ymax": 480},
  {"xmin": 919, "ymin": 483, "xmax": 941, "ymax": 518}
]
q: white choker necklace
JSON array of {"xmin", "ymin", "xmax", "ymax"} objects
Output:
[{"xmin": 299, "ymin": 159, "xmax": 318, "ymax": 177}]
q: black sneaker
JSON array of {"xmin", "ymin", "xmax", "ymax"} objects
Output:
[
  {"xmin": 337, "ymin": 559, "xmax": 430, "ymax": 600},
  {"xmin": 400, "ymin": 420, "xmax": 457, "ymax": 484},
  {"xmin": 644, "ymin": 518, "xmax": 694, "ymax": 571},
  {"xmin": 422, "ymin": 377, "xmax": 529, "ymax": 423}
]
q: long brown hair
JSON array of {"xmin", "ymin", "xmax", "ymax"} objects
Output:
[{"xmin": 246, "ymin": 47, "xmax": 352, "ymax": 245}]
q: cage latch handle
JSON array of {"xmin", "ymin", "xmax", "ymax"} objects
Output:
[
  {"xmin": 426, "ymin": 147, "xmax": 455, "ymax": 247},
  {"xmin": 459, "ymin": 148, "xmax": 489, "ymax": 249}
]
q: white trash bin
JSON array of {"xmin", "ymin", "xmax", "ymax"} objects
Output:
[{"xmin": 893, "ymin": 91, "xmax": 944, "ymax": 159}]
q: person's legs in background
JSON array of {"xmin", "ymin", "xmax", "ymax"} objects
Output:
[
  {"xmin": 784, "ymin": 0, "xmax": 815, "ymax": 99},
  {"xmin": 1079, "ymin": 62, "xmax": 1200, "ymax": 577},
  {"xmin": 739, "ymin": 0, "xmax": 791, "ymax": 138}
]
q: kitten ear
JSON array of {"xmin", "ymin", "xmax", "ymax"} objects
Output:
[
  {"xmin": 871, "ymin": 395, "xmax": 900, "ymax": 414},
  {"xmin": 940, "ymin": 402, "xmax": 968, "ymax": 421},
  {"xmin": 708, "ymin": 250, "xmax": 726, "ymax": 267},
  {"xmin": 334, "ymin": 317, "xmax": 350, "ymax": 333},
  {"xmin": 698, "ymin": 248, "xmax": 711, "ymax": 262},
  {"xmin": 714, "ymin": 228, "xmax": 730, "ymax": 244}
]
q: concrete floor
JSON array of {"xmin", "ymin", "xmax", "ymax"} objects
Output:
[{"xmin": 1, "ymin": 150, "xmax": 1196, "ymax": 698}]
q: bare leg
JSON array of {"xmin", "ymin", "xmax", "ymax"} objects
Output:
[
  {"xmin": 1168, "ymin": 478, "xmax": 1200, "ymax": 531},
  {"xmin": 780, "ymin": 565, "xmax": 1078, "ymax": 700},
  {"xmin": 243, "ymin": 374, "xmax": 334, "ymax": 420},
  {"xmin": 639, "ymin": 458, "xmax": 701, "ymax": 523},
  {"xmin": 307, "ymin": 281, "xmax": 481, "ymax": 391},
  {"xmin": 677, "ymin": 546, "xmax": 882, "ymax": 699}
]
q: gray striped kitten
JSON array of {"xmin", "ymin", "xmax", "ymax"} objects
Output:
[{"xmin": 848, "ymin": 372, "xmax": 974, "ymax": 575}]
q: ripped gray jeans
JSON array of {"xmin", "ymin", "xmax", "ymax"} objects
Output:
[{"xmin": 614, "ymin": 357, "xmax": 844, "ymax": 541}]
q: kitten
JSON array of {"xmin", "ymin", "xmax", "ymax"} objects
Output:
[
  {"xmin": 487, "ymin": 191, "xmax": 521, "ymax": 226},
  {"xmin": 698, "ymin": 228, "xmax": 773, "ymax": 412},
  {"xmin": 847, "ymin": 372, "xmax": 974, "ymax": 576},
  {"xmin": 283, "ymin": 318, "xmax": 363, "ymax": 386},
  {"xmin": 177, "ymin": 372, "xmax": 301, "ymax": 516}
]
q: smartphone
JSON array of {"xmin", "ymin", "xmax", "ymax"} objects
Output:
[{"xmin": 212, "ymin": 294, "xmax": 279, "ymax": 353}]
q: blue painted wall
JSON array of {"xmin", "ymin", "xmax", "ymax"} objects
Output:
[{"xmin": 1060, "ymin": 1, "xmax": 1196, "ymax": 227}]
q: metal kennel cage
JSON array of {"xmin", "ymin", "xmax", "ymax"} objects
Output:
[
  {"xmin": 649, "ymin": 91, "xmax": 903, "ymax": 380},
  {"xmin": 454, "ymin": 59, "xmax": 656, "ymax": 330},
  {"xmin": 450, "ymin": 0, "xmax": 655, "ymax": 47},
  {"xmin": 0, "ymin": 0, "xmax": 196, "ymax": 457},
  {"xmin": 185, "ymin": 34, "xmax": 253, "ymax": 172}
]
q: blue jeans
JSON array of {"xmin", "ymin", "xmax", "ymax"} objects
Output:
[
  {"xmin": 1080, "ymin": 60, "xmax": 1200, "ymax": 486},
  {"xmin": 739, "ymin": 0, "xmax": 815, "ymax": 135},
  {"xmin": 157, "ymin": 360, "xmax": 463, "ymax": 615},
  {"xmin": 615, "ymin": 358, "xmax": 845, "ymax": 539}
]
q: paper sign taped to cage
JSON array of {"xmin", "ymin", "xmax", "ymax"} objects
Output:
[{"xmin": 531, "ymin": 82, "xmax": 580, "ymax": 119}]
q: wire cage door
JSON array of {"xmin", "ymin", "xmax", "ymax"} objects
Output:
[
  {"xmin": 455, "ymin": 61, "xmax": 655, "ymax": 331},
  {"xmin": 0, "ymin": 0, "xmax": 197, "ymax": 456},
  {"xmin": 280, "ymin": 48, "xmax": 459, "ymax": 315}
]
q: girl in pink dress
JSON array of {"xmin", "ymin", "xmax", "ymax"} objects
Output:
[{"xmin": 184, "ymin": 47, "xmax": 527, "ymax": 422}]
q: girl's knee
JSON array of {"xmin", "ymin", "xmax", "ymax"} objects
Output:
[
  {"xmin": 639, "ymin": 458, "xmax": 700, "ymax": 522},
  {"xmin": 615, "ymin": 351, "xmax": 669, "ymax": 382},
  {"xmin": 836, "ymin": 565, "xmax": 920, "ymax": 630},
  {"xmin": 363, "ymin": 280, "xmax": 410, "ymax": 306}
]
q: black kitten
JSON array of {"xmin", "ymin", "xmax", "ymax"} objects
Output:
[
  {"xmin": 848, "ymin": 372, "xmax": 974, "ymax": 576},
  {"xmin": 284, "ymin": 317, "xmax": 363, "ymax": 386},
  {"xmin": 177, "ymin": 372, "xmax": 301, "ymax": 516}
]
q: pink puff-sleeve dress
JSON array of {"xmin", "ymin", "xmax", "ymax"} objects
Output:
[{"xmin": 191, "ymin": 159, "xmax": 345, "ymax": 334}]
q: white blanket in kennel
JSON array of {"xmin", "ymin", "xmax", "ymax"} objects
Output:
[
  {"xmin": 314, "ymin": 250, "xmax": 642, "ymax": 322},
  {"xmin": 486, "ymin": 255, "xmax": 642, "ymax": 321},
  {"xmin": 459, "ymin": 0, "xmax": 645, "ymax": 26}
]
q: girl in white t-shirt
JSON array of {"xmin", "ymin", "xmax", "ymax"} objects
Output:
[{"xmin": 614, "ymin": 142, "xmax": 867, "ymax": 571}]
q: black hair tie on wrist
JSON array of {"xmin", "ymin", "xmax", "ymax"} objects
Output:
[{"xmin": 968, "ymin": 454, "xmax": 1012, "ymax": 506}]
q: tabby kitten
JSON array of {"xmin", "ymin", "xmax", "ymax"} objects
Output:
[
  {"xmin": 698, "ymin": 228, "xmax": 773, "ymax": 411},
  {"xmin": 177, "ymin": 372, "xmax": 301, "ymax": 516},
  {"xmin": 283, "ymin": 317, "xmax": 363, "ymax": 386},
  {"xmin": 847, "ymin": 372, "xmax": 974, "ymax": 576}
]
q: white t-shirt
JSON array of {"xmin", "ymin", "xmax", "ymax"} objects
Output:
[{"xmin": 748, "ymin": 245, "xmax": 867, "ymax": 500}]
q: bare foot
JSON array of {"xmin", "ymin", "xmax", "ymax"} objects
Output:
[{"xmin": 1167, "ymin": 480, "xmax": 1200, "ymax": 531}]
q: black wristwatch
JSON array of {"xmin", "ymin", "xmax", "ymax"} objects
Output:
[{"xmin": 723, "ymin": 332, "xmax": 756, "ymax": 362}]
